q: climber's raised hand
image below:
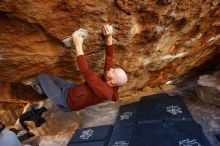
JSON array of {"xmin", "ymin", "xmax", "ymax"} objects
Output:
[
  {"xmin": 103, "ymin": 24, "xmax": 113, "ymax": 46},
  {"xmin": 103, "ymin": 24, "xmax": 113, "ymax": 37},
  {"xmin": 72, "ymin": 32, "xmax": 83, "ymax": 48}
]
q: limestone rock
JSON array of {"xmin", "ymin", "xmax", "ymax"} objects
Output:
[
  {"xmin": 0, "ymin": 0, "xmax": 219, "ymax": 144},
  {"xmin": 0, "ymin": 0, "xmax": 219, "ymax": 91},
  {"xmin": 196, "ymin": 71, "xmax": 220, "ymax": 107},
  {"xmin": 196, "ymin": 85, "xmax": 220, "ymax": 108}
]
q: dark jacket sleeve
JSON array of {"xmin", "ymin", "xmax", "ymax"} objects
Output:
[
  {"xmin": 77, "ymin": 55, "xmax": 113, "ymax": 99},
  {"xmin": 104, "ymin": 45, "xmax": 113, "ymax": 73}
]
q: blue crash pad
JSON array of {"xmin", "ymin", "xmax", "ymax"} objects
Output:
[
  {"xmin": 130, "ymin": 121, "xmax": 211, "ymax": 146},
  {"xmin": 114, "ymin": 102, "xmax": 138, "ymax": 128},
  {"xmin": 138, "ymin": 94, "xmax": 193, "ymax": 123},
  {"xmin": 68, "ymin": 125, "xmax": 113, "ymax": 145},
  {"xmin": 108, "ymin": 125, "xmax": 135, "ymax": 146}
]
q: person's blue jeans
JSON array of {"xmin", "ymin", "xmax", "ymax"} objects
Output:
[{"xmin": 36, "ymin": 73, "xmax": 75, "ymax": 112}]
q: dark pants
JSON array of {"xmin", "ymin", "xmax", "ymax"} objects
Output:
[
  {"xmin": 36, "ymin": 73, "xmax": 76, "ymax": 112},
  {"xmin": 19, "ymin": 107, "xmax": 47, "ymax": 131}
]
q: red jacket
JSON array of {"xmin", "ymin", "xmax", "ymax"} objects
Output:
[{"xmin": 67, "ymin": 45, "xmax": 119, "ymax": 111}]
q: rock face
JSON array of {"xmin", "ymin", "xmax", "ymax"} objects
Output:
[
  {"xmin": 0, "ymin": 0, "xmax": 219, "ymax": 144},
  {"xmin": 0, "ymin": 0, "xmax": 219, "ymax": 91},
  {"xmin": 196, "ymin": 71, "xmax": 220, "ymax": 107},
  {"xmin": 197, "ymin": 85, "xmax": 220, "ymax": 107}
]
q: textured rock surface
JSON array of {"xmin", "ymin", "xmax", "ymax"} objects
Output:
[
  {"xmin": 197, "ymin": 85, "xmax": 220, "ymax": 107},
  {"xmin": 185, "ymin": 97, "xmax": 220, "ymax": 146},
  {"xmin": 0, "ymin": 0, "xmax": 219, "ymax": 145},
  {"xmin": 0, "ymin": 0, "xmax": 219, "ymax": 91}
]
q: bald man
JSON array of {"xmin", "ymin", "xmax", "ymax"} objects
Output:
[{"xmin": 34, "ymin": 25, "xmax": 128, "ymax": 112}]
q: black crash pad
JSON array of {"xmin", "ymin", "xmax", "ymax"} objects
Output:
[
  {"xmin": 68, "ymin": 141, "xmax": 106, "ymax": 146},
  {"xmin": 130, "ymin": 121, "xmax": 211, "ymax": 146},
  {"xmin": 108, "ymin": 126, "xmax": 135, "ymax": 146},
  {"xmin": 216, "ymin": 134, "xmax": 220, "ymax": 142},
  {"xmin": 68, "ymin": 125, "xmax": 113, "ymax": 145},
  {"xmin": 138, "ymin": 94, "xmax": 193, "ymax": 123},
  {"xmin": 114, "ymin": 102, "xmax": 138, "ymax": 128}
]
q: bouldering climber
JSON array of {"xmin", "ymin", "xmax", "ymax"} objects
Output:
[{"xmin": 33, "ymin": 25, "xmax": 128, "ymax": 112}]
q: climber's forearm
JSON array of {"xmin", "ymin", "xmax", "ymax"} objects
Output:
[
  {"xmin": 106, "ymin": 36, "xmax": 112, "ymax": 46},
  {"xmin": 76, "ymin": 45, "xmax": 84, "ymax": 56}
]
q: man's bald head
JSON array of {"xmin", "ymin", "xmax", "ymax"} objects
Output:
[
  {"xmin": 114, "ymin": 68, "xmax": 128, "ymax": 86},
  {"xmin": 106, "ymin": 68, "xmax": 128, "ymax": 87}
]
